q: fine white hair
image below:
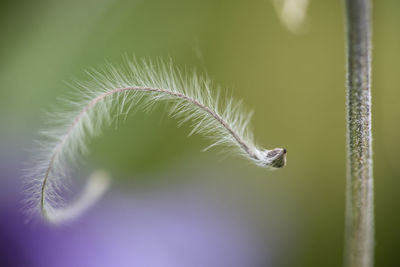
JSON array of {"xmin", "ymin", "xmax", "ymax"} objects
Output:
[{"xmin": 24, "ymin": 58, "xmax": 286, "ymax": 224}]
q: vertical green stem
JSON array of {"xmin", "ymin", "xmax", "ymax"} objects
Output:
[{"xmin": 344, "ymin": 0, "xmax": 374, "ymax": 266}]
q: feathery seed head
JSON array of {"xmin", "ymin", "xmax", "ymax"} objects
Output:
[{"xmin": 26, "ymin": 58, "xmax": 286, "ymax": 224}]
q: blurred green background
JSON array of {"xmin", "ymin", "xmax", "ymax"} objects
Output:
[{"xmin": 1, "ymin": 0, "xmax": 399, "ymax": 266}]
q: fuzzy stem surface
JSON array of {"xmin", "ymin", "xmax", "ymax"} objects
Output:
[{"xmin": 344, "ymin": 0, "xmax": 374, "ymax": 266}]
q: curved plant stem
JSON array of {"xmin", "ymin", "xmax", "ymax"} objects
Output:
[
  {"xmin": 39, "ymin": 86, "xmax": 286, "ymax": 222},
  {"xmin": 344, "ymin": 0, "xmax": 374, "ymax": 266}
]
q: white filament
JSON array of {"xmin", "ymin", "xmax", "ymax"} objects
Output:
[{"xmin": 24, "ymin": 58, "xmax": 285, "ymax": 224}]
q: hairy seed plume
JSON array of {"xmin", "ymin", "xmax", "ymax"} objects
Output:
[{"xmin": 25, "ymin": 58, "xmax": 287, "ymax": 224}]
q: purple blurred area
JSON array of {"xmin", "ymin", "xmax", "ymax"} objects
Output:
[{"xmin": 0, "ymin": 137, "xmax": 290, "ymax": 267}]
